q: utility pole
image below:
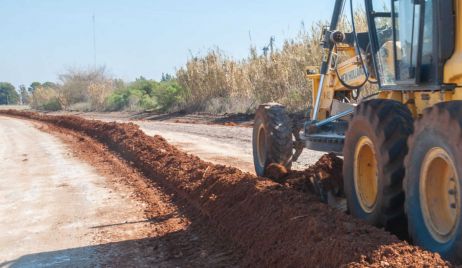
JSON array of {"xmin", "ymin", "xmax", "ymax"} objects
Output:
[{"xmin": 92, "ymin": 14, "xmax": 97, "ymax": 68}]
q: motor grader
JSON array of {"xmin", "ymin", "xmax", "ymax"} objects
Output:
[{"xmin": 252, "ymin": 0, "xmax": 462, "ymax": 261}]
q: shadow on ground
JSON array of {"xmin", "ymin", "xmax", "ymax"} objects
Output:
[{"xmin": 1, "ymin": 218, "xmax": 240, "ymax": 268}]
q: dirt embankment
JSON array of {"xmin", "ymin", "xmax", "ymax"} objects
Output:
[{"xmin": 2, "ymin": 110, "xmax": 451, "ymax": 267}]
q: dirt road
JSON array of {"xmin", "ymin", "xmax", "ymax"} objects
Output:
[
  {"xmin": 72, "ymin": 113, "xmax": 325, "ymax": 173},
  {"xmin": 0, "ymin": 116, "xmax": 240, "ymax": 267}
]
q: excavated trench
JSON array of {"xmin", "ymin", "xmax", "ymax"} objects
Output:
[{"xmin": 1, "ymin": 110, "xmax": 452, "ymax": 267}]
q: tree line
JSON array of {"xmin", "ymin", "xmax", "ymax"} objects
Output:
[
  {"xmin": 1, "ymin": 67, "xmax": 185, "ymax": 112},
  {"xmin": 0, "ymin": 81, "xmax": 58, "ymax": 105}
]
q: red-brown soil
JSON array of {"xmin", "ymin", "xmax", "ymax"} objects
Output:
[{"xmin": 1, "ymin": 110, "xmax": 452, "ymax": 267}]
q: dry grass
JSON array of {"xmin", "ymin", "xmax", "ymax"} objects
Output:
[
  {"xmin": 87, "ymin": 81, "xmax": 114, "ymax": 111},
  {"xmin": 58, "ymin": 67, "xmax": 114, "ymax": 111},
  {"xmin": 30, "ymin": 67, "xmax": 116, "ymax": 112},
  {"xmin": 176, "ymin": 11, "xmax": 374, "ymax": 113},
  {"xmin": 176, "ymin": 23, "xmax": 324, "ymax": 113},
  {"xmin": 30, "ymin": 86, "xmax": 61, "ymax": 111}
]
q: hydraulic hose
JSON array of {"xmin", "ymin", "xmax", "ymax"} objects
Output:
[{"xmin": 335, "ymin": 0, "xmax": 371, "ymax": 95}]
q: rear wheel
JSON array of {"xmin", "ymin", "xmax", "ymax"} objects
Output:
[
  {"xmin": 405, "ymin": 101, "xmax": 462, "ymax": 262},
  {"xmin": 252, "ymin": 103, "xmax": 293, "ymax": 178},
  {"xmin": 343, "ymin": 99, "xmax": 413, "ymax": 233}
]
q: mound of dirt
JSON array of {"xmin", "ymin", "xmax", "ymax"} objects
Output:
[
  {"xmin": 285, "ymin": 153, "xmax": 344, "ymax": 202},
  {"xmin": 1, "ymin": 110, "xmax": 451, "ymax": 267}
]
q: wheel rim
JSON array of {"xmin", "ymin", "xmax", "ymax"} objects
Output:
[
  {"xmin": 354, "ymin": 136, "xmax": 379, "ymax": 213},
  {"xmin": 420, "ymin": 147, "xmax": 460, "ymax": 243},
  {"xmin": 256, "ymin": 125, "xmax": 267, "ymax": 168}
]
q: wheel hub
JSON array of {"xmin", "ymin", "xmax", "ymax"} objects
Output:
[
  {"xmin": 354, "ymin": 136, "xmax": 379, "ymax": 213},
  {"xmin": 420, "ymin": 147, "xmax": 460, "ymax": 243},
  {"xmin": 256, "ymin": 125, "xmax": 267, "ymax": 168}
]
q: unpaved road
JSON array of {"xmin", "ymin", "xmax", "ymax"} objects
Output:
[
  {"xmin": 0, "ymin": 116, "xmax": 240, "ymax": 267},
  {"xmin": 0, "ymin": 116, "xmax": 121, "ymax": 266},
  {"xmin": 74, "ymin": 113, "xmax": 325, "ymax": 173}
]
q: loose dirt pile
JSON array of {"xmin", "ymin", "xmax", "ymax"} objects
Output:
[
  {"xmin": 286, "ymin": 153, "xmax": 344, "ymax": 202},
  {"xmin": 265, "ymin": 153, "xmax": 344, "ymax": 199},
  {"xmin": 2, "ymin": 110, "xmax": 451, "ymax": 267}
]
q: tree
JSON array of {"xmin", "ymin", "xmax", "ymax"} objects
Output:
[
  {"xmin": 130, "ymin": 77, "xmax": 157, "ymax": 96},
  {"xmin": 19, "ymin": 85, "xmax": 30, "ymax": 104},
  {"xmin": 42, "ymin": 81, "xmax": 57, "ymax": 88},
  {"xmin": 161, "ymin": 73, "xmax": 173, "ymax": 82},
  {"xmin": 0, "ymin": 82, "xmax": 20, "ymax": 105},
  {"xmin": 57, "ymin": 67, "xmax": 110, "ymax": 109},
  {"xmin": 28, "ymin": 82, "xmax": 42, "ymax": 93}
]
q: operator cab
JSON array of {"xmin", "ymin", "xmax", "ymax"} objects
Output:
[{"xmin": 365, "ymin": 0, "xmax": 455, "ymax": 89}]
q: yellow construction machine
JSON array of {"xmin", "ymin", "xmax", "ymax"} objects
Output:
[{"xmin": 252, "ymin": 0, "xmax": 462, "ymax": 261}]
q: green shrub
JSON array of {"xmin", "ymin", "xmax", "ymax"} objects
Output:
[
  {"xmin": 42, "ymin": 98, "xmax": 62, "ymax": 111},
  {"xmin": 104, "ymin": 77, "xmax": 186, "ymax": 112},
  {"xmin": 139, "ymin": 94, "xmax": 156, "ymax": 110},
  {"xmin": 106, "ymin": 93, "xmax": 127, "ymax": 111},
  {"xmin": 154, "ymin": 80, "xmax": 186, "ymax": 112}
]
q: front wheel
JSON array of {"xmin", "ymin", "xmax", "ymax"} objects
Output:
[
  {"xmin": 405, "ymin": 102, "xmax": 462, "ymax": 263},
  {"xmin": 252, "ymin": 103, "xmax": 293, "ymax": 179},
  {"xmin": 343, "ymin": 99, "xmax": 413, "ymax": 234}
]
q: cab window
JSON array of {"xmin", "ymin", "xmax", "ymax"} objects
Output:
[{"xmin": 371, "ymin": 0, "xmax": 395, "ymax": 86}]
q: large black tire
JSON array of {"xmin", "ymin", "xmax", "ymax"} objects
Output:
[
  {"xmin": 343, "ymin": 99, "xmax": 413, "ymax": 234},
  {"xmin": 405, "ymin": 101, "xmax": 462, "ymax": 263},
  {"xmin": 252, "ymin": 103, "xmax": 293, "ymax": 177}
]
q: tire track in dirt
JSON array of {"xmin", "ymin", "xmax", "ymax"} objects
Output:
[{"xmin": 1, "ymin": 110, "xmax": 452, "ymax": 267}]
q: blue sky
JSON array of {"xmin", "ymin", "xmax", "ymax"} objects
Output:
[{"xmin": 0, "ymin": 0, "xmax": 333, "ymax": 88}]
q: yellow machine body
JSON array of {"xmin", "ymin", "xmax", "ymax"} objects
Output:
[{"xmin": 307, "ymin": 1, "xmax": 462, "ymax": 120}]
